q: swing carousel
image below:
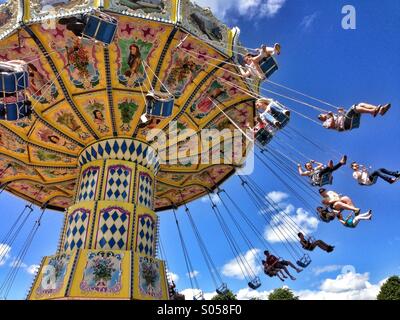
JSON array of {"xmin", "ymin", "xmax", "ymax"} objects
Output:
[
  {"xmin": 1, "ymin": 0, "xmax": 389, "ymax": 301},
  {"xmin": 0, "ymin": 0, "xmax": 284, "ymax": 300}
]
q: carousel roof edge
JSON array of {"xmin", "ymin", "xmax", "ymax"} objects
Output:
[{"xmin": 0, "ymin": 1, "xmax": 241, "ymax": 58}]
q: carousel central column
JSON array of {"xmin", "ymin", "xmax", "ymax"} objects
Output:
[{"xmin": 28, "ymin": 139, "xmax": 169, "ymax": 300}]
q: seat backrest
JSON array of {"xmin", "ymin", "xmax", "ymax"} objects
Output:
[
  {"xmin": 83, "ymin": 14, "xmax": 118, "ymax": 45},
  {"xmin": 256, "ymin": 128, "xmax": 273, "ymax": 146},
  {"xmin": 260, "ymin": 56, "xmax": 278, "ymax": 79},
  {"xmin": 350, "ymin": 113, "xmax": 361, "ymax": 129},
  {"xmin": 319, "ymin": 172, "xmax": 333, "ymax": 186}
]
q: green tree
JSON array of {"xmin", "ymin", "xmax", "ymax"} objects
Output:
[
  {"xmin": 377, "ymin": 276, "xmax": 400, "ymax": 300},
  {"xmin": 268, "ymin": 288, "xmax": 299, "ymax": 300},
  {"xmin": 211, "ymin": 289, "xmax": 237, "ymax": 301}
]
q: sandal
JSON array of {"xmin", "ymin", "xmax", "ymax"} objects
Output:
[{"xmin": 380, "ymin": 103, "xmax": 391, "ymax": 116}]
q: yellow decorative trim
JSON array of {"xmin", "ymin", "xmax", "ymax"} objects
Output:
[{"xmin": 23, "ymin": 0, "xmax": 31, "ymax": 23}]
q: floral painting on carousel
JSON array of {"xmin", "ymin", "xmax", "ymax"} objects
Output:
[
  {"xmin": 47, "ymin": 29, "xmax": 101, "ymax": 89},
  {"xmin": 161, "ymin": 47, "xmax": 203, "ymax": 98},
  {"xmin": 53, "ymin": 108, "xmax": 91, "ymax": 141},
  {"xmin": 138, "ymin": 256, "xmax": 163, "ymax": 299},
  {"xmin": 80, "ymin": 251, "xmax": 123, "ymax": 294},
  {"xmin": 118, "ymin": 99, "xmax": 139, "ymax": 132},
  {"xmin": 36, "ymin": 253, "xmax": 70, "ymax": 296}
]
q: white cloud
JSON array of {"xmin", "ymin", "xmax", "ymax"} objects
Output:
[
  {"xmin": 312, "ymin": 265, "xmax": 343, "ymax": 276},
  {"xmin": 296, "ymin": 271, "xmax": 386, "ymax": 300},
  {"xmin": 194, "ymin": 0, "xmax": 286, "ymax": 19},
  {"xmin": 9, "ymin": 258, "xmax": 27, "ymax": 269},
  {"xmin": 187, "ymin": 270, "xmax": 200, "ymax": 278},
  {"xmin": 200, "ymin": 193, "xmax": 221, "ymax": 205},
  {"xmin": 260, "ymin": 0, "xmax": 287, "ymax": 17},
  {"xmin": 0, "ymin": 243, "xmax": 11, "ymax": 266},
  {"xmin": 221, "ymin": 249, "xmax": 262, "ymax": 280},
  {"xmin": 236, "ymin": 287, "xmax": 272, "ymax": 300},
  {"xmin": 26, "ymin": 264, "xmax": 40, "ymax": 275},
  {"xmin": 180, "ymin": 268, "xmax": 387, "ymax": 300},
  {"xmin": 180, "ymin": 288, "xmax": 216, "ymax": 300},
  {"xmin": 167, "ymin": 272, "xmax": 180, "ymax": 283},
  {"xmin": 300, "ymin": 12, "xmax": 319, "ymax": 30},
  {"xmin": 264, "ymin": 204, "xmax": 319, "ymax": 243},
  {"xmin": 267, "ymin": 191, "xmax": 289, "ymax": 203}
]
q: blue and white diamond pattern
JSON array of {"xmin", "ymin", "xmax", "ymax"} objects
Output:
[
  {"xmin": 136, "ymin": 214, "xmax": 155, "ymax": 256},
  {"xmin": 104, "ymin": 165, "xmax": 132, "ymax": 202},
  {"xmin": 63, "ymin": 209, "xmax": 90, "ymax": 252},
  {"xmin": 137, "ymin": 172, "xmax": 153, "ymax": 209},
  {"xmin": 78, "ymin": 166, "xmax": 100, "ymax": 202},
  {"xmin": 96, "ymin": 207, "xmax": 130, "ymax": 250},
  {"xmin": 78, "ymin": 139, "xmax": 160, "ymax": 174}
]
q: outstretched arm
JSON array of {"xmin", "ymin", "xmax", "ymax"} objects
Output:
[{"xmin": 298, "ymin": 165, "xmax": 311, "ymax": 176}]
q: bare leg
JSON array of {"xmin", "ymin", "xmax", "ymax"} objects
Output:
[
  {"xmin": 332, "ymin": 201, "xmax": 359, "ymax": 213},
  {"xmin": 353, "ymin": 211, "xmax": 372, "ymax": 227},
  {"xmin": 280, "ymin": 266, "xmax": 296, "ymax": 280},
  {"xmin": 314, "ymin": 240, "xmax": 334, "ymax": 252},
  {"xmin": 276, "ymin": 272, "xmax": 285, "ymax": 282},
  {"xmin": 354, "ymin": 103, "xmax": 379, "ymax": 115},
  {"xmin": 285, "ymin": 261, "xmax": 302, "ymax": 273},
  {"xmin": 340, "ymin": 196, "xmax": 355, "ymax": 207}
]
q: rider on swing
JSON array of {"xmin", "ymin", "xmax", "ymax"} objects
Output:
[
  {"xmin": 297, "ymin": 155, "xmax": 347, "ymax": 185},
  {"xmin": 318, "ymin": 103, "xmax": 391, "ymax": 131}
]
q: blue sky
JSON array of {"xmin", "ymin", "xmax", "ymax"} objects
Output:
[{"xmin": 1, "ymin": 0, "xmax": 399, "ymax": 300}]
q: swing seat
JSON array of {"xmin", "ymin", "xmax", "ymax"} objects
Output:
[
  {"xmin": 268, "ymin": 100, "xmax": 290, "ymax": 128},
  {"xmin": 311, "ymin": 171, "xmax": 333, "ymax": 187},
  {"xmin": 216, "ymin": 283, "xmax": 229, "ymax": 295},
  {"xmin": 248, "ymin": 277, "xmax": 261, "ymax": 290},
  {"xmin": 349, "ymin": 113, "xmax": 361, "ymax": 130},
  {"xmin": 193, "ymin": 291, "xmax": 205, "ymax": 300},
  {"xmin": 144, "ymin": 91, "xmax": 174, "ymax": 119},
  {"xmin": 255, "ymin": 128, "xmax": 274, "ymax": 146},
  {"xmin": 0, "ymin": 101, "xmax": 32, "ymax": 121},
  {"xmin": 260, "ymin": 56, "xmax": 278, "ymax": 79},
  {"xmin": 82, "ymin": 13, "xmax": 118, "ymax": 45},
  {"xmin": 296, "ymin": 254, "xmax": 312, "ymax": 268},
  {"xmin": 0, "ymin": 70, "xmax": 29, "ymax": 95},
  {"xmin": 319, "ymin": 172, "xmax": 333, "ymax": 186}
]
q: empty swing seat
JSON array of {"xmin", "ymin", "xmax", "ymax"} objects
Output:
[
  {"xmin": 145, "ymin": 91, "xmax": 174, "ymax": 118},
  {"xmin": 0, "ymin": 101, "xmax": 32, "ymax": 121},
  {"xmin": 248, "ymin": 277, "xmax": 261, "ymax": 290},
  {"xmin": 260, "ymin": 56, "xmax": 278, "ymax": 79},
  {"xmin": 255, "ymin": 128, "xmax": 274, "ymax": 146},
  {"xmin": 193, "ymin": 291, "xmax": 205, "ymax": 301},
  {"xmin": 296, "ymin": 254, "xmax": 312, "ymax": 268},
  {"xmin": 0, "ymin": 70, "xmax": 29, "ymax": 96},
  {"xmin": 82, "ymin": 13, "xmax": 118, "ymax": 45},
  {"xmin": 216, "ymin": 283, "xmax": 229, "ymax": 295}
]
